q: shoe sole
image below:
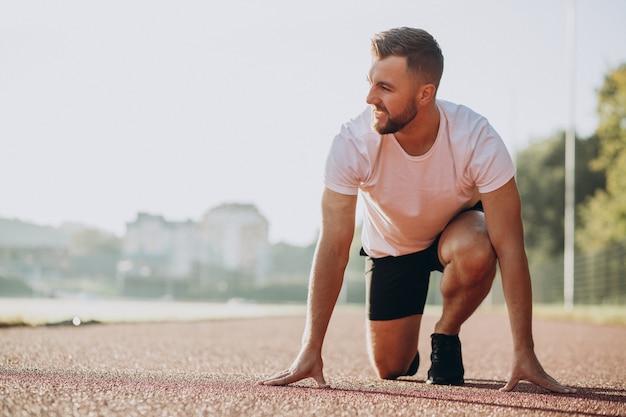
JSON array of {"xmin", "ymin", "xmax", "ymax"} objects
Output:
[{"xmin": 425, "ymin": 377, "xmax": 464, "ymax": 386}]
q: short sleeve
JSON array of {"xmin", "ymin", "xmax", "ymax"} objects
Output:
[
  {"xmin": 323, "ymin": 134, "xmax": 362, "ymax": 195},
  {"xmin": 469, "ymin": 122, "xmax": 516, "ymax": 194},
  {"xmin": 323, "ymin": 109, "xmax": 375, "ymax": 195}
]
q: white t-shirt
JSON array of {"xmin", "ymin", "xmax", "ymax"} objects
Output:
[{"xmin": 324, "ymin": 100, "xmax": 516, "ymax": 258}]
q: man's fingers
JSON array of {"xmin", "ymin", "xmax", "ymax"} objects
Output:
[
  {"xmin": 500, "ymin": 373, "xmax": 576, "ymax": 394},
  {"xmin": 313, "ymin": 374, "xmax": 329, "ymax": 389},
  {"xmin": 544, "ymin": 383, "xmax": 576, "ymax": 394},
  {"xmin": 499, "ymin": 377, "xmax": 519, "ymax": 392},
  {"xmin": 256, "ymin": 369, "xmax": 292, "ymax": 386},
  {"xmin": 259, "ymin": 375, "xmax": 296, "ymax": 386},
  {"xmin": 258, "ymin": 374, "xmax": 298, "ymax": 386},
  {"xmin": 257, "ymin": 369, "xmax": 329, "ymax": 388},
  {"xmin": 531, "ymin": 373, "xmax": 577, "ymax": 394}
]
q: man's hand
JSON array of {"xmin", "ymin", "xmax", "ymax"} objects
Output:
[
  {"xmin": 257, "ymin": 346, "xmax": 329, "ymax": 388},
  {"xmin": 258, "ymin": 189, "xmax": 355, "ymax": 390},
  {"xmin": 500, "ymin": 349, "xmax": 576, "ymax": 393},
  {"xmin": 482, "ymin": 181, "xmax": 575, "ymax": 395}
]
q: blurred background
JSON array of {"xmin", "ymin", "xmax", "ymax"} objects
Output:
[{"xmin": 1, "ymin": 0, "xmax": 625, "ymax": 323}]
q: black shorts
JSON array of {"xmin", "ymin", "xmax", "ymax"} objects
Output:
[{"xmin": 362, "ymin": 202, "xmax": 483, "ymax": 321}]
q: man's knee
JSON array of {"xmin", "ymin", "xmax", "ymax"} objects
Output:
[
  {"xmin": 373, "ymin": 360, "xmax": 409, "ymax": 380},
  {"xmin": 371, "ymin": 348, "xmax": 419, "ymax": 380},
  {"xmin": 460, "ymin": 239, "xmax": 497, "ymax": 282},
  {"xmin": 440, "ymin": 212, "xmax": 496, "ymax": 283},
  {"xmin": 443, "ymin": 232, "xmax": 497, "ymax": 289},
  {"xmin": 369, "ymin": 345, "xmax": 415, "ymax": 380},
  {"xmin": 367, "ymin": 316, "xmax": 421, "ymax": 380}
]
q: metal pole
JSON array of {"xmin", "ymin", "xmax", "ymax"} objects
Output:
[{"xmin": 564, "ymin": 0, "xmax": 577, "ymax": 311}]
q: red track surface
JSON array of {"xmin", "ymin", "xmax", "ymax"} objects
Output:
[{"xmin": 1, "ymin": 309, "xmax": 625, "ymax": 416}]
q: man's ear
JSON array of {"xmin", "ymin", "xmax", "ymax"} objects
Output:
[{"xmin": 418, "ymin": 84, "xmax": 437, "ymax": 105}]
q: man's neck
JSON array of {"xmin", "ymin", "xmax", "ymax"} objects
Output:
[{"xmin": 393, "ymin": 104, "xmax": 441, "ymax": 157}]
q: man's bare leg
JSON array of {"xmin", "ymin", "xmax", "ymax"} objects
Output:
[
  {"xmin": 424, "ymin": 210, "xmax": 497, "ymax": 385},
  {"xmin": 367, "ymin": 314, "xmax": 422, "ymax": 380},
  {"xmin": 366, "ymin": 211, "xmax": 496, "ymax": 381},
  {"xmin": 435, "ymin": 210, "xmax": 497, "ymax": 335}
]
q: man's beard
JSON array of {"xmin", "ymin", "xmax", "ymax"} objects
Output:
[{"xmin": 372, "ymin": 100, "xmax": 418, "ymax": 134}]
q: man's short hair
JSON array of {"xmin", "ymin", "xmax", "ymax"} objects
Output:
[{"xmin": 371, "ymin": 27, "xmax": 444, "ymax": 88}]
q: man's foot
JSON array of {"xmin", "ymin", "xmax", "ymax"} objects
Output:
[
  {"xmin": 426, "ymin": 333, "xmax": 464, "ymax": 385},
  {"xmin": 403, "ymin": 351, "xmax": 420, "ymax": 376}
]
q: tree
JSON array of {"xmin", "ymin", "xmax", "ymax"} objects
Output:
[
  {"xmin": 516, "ymin": 132, "xmax": 604, "ymax": 263},
  {"xmin": 517, "ymin": 134, "xmax": 565, "ymax": 263},
  {"xmin": 268, "ymin": 240, "xmax": 317, "ymax": 285},
  {"xmin": 577, "ymin": 64, "xmax": 626, "ymax": 251}
]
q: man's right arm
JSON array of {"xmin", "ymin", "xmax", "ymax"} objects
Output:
[{"xmin": 258, "ymin": 187, "xmax": 357, "ymax": 387}]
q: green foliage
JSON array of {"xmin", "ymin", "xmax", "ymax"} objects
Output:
[
  {"xmin": 578, "ymin": 64, "xmax": 626, "ymax": 251},
  {"xmin": 516, "ymin": 132, "xmax": 604, "ymax": 263},
  {"xmin": 269, "ymin": 223, "xmax": 365, "ymax": 283},
  {"xmin": 0, "ymin": 276, "xmax": 33, "ymax": 297},
  {"xmin": 269, "ymin": 240, "xmax": 316, "ymax": 279},
  {"xmin": 345, "ymin": 223, "xmax": 366, "ymax": 281}
]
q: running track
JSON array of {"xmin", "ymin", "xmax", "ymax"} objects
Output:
[{"xmin": 1, "ymin": 309, "xmax": 624, "ymax": 416}]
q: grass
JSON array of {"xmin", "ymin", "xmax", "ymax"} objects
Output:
[
  {"xmin": 466, "ymin": 303, "xmax": 626, "ymax": 326},
  {"xmin": 531, "ymin": 303, "xmax": 626, "ymax": 326}
]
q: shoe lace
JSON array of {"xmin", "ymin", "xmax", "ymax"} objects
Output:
[{"xmin": 432, "ymin": 337, "xmax": 460, "ymax": 362}]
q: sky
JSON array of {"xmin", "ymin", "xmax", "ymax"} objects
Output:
[{"xmin": 1, "ymin": 0, "xmax": 625, "ymax": 245}]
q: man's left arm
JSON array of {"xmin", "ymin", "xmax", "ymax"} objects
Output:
[{"xmin": 481, "ymin": 177, "xmax": 575, "ymax": 393}]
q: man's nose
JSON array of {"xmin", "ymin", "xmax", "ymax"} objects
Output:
[{"xmin": 366, "ymin": 88, "xmax": 379, "ymax": 105}]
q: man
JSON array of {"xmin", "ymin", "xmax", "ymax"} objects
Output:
[{"xmin": 258, "ymin": 27, "xmax": 574, "ymax": 393}]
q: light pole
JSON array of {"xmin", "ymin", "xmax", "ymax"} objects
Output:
[{"xmin": 564, "ymin": 0, "xmax": 577, "ymax": 311}]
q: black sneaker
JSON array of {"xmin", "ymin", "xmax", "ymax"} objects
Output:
[
  {"xmin": 426, "ymin": 333, "xmax": 464, "ymax": 385},
  {"xmin": 403, "ymin": 351, "xmax": 420, "ymax": 376}
]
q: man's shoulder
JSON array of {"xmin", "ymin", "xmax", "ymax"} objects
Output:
[
  {"xmin": 438, "ymin": 99, "xmax": 494, "ymax": 146},
  {"xmin": 325, "ymin": 108, "xmax": 379, "ymax": 193},
  {"xmin": 437, "ymin": 99, "xmax": 486, "ymax": 124},
  {"xmin": 334, "ymin": 107, "xmax": 381, "ymax": 152}
]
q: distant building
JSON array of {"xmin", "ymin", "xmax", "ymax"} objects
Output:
[
  {"xmin": 120, "ymin": 204, "xmax": 270, "ymax": 287},
  {"xmin": 122, "ymin": 213, "xmax": 202, "ymax": 280},
  {"xmin": 201, "ymin": 203, "xmax": 271, "ymax": 286}
]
